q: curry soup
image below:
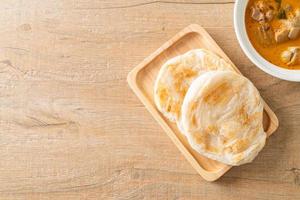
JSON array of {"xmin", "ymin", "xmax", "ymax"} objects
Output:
[{"xmin": 246, "ymin": 0, "xmax": 300, "ymax": 70}]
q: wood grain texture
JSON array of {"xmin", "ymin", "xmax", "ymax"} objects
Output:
[{"xmin": 0, "ymin": 0, "xmax": 298, "ymax": 199}]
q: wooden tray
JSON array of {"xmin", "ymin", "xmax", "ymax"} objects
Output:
[{"xmin": 127, "ymin": 24, "xmax": 279, "ymax": 181}]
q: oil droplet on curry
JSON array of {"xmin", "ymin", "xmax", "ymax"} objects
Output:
[{"xmin": 246, "ymin": 0, "xmax": 300, "ymax": 69}]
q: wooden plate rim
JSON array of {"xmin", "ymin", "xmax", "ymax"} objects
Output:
[{"xmin": 127, "ymin": 24, "xmax": 279, "ymax": 181}]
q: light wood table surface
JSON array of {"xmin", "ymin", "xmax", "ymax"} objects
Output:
[{"xmin": 0, "ymin": 0, "xmax": 299, "ymax": 199}]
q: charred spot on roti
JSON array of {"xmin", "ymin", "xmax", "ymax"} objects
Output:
[
  {"xmin": 157, "ymin": 84, "xmax": 181, "ymax": 118},
  {"xmin": 206, "ymin": 125, "xmax": 218, "ymax": 136},
  {"xmin": 157, "ymin": 83, "xmax": 169, "ymax": 105},
  {"xmin": 192, "ymin": 132, "xmax": 205, "ymax": 145},
  {"xmin": 238, "ymin": 105, "xmax": 263, "ymax": 126},
  {"xmin": 168, "ymin": 64, "xmax": 198, "ymax": 78},
  {"xmin": 169, "ymin": 64, "xmax": 198, "ymax": 96},
  {"xmin": 231, "ymin": 139, "xmax": 250, "ymax": 153},
  {"xmin": 170, "ymin": 101, "xmax": 181, "ymax": 118},
  {"xmin": 234, "ymin": 153, "xmax": 245, "ymax": 162},
  {"xmin": 206, "ymin": 145, "xmax": 220, "ymax": 153},
  {"xmin": 189, "ymin": 101, "xmax": 198, "ymax": 112},
  {"xmin": 224, "ymin": 131, "xmax": 236, "ymax": 141},
  {"xmin": 164, "ymin": 98, "xmax": 180, "ymax": 118},
  {"xmin": 192, "ymin": 132, "xmax": 219, "ymax": 153},
  {"xmin": 191, "ymin": 114, "xmax": 198, "ymax": 127},
  {"xmin": 189, "ymin": 101, "xmax": 200, "ymax": 127},
  {"xmin": 203, "ymin": 81, "xmax": 234, "ymax": 105},
  {"xmin": 238, "ymin": 105, "xmax": 251, "ymax": 125}
]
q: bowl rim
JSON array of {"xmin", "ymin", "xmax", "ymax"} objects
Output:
[{"xmin": 234, "ymin": 0, "xmax": 300, "ymax": 82}]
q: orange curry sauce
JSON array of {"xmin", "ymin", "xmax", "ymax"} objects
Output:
[{"xmin": 246, "ymin": 0, "xmax": 300, "ymax": 69}]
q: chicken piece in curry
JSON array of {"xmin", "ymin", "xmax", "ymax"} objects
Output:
[{"xmin": 246, "ymin": 0, "xmax": 300, "ymax": 69}]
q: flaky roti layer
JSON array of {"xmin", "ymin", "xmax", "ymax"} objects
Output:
[
  {"xmin": 154, "ymin": 49, "xmax": 233, "ymax": 123},
  {"xmin": 179, "ymin": 71, "xmax": 266, "ymax": 166}
]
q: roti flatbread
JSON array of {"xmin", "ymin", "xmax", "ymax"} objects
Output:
[{"xmin": 179, "ymin": 71, "xmax": 266, "ymax": 166}]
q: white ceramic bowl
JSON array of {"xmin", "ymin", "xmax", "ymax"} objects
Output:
[{"xmin": 234, "ymin": 0, "xmax": 300, "ymax": 82}]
